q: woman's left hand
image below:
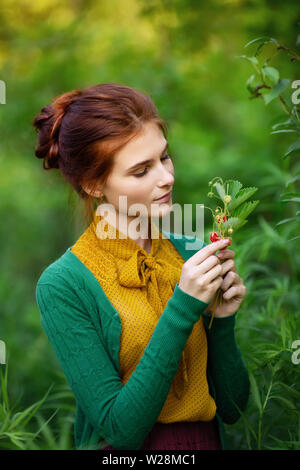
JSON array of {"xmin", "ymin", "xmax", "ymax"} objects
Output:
[{"xmin": 205, "ymin": 249, "xmax": 247, "ymax": 318}]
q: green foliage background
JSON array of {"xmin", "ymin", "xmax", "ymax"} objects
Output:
[{"xmin": 0, "ymin": 0, "xmax": 299, "ymax": 450}]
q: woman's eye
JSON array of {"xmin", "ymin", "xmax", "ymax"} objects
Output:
[
  {"xmin": 134, "ymin": 154, "xmax": 171, "ymax": 178},
  {"xmin": 134, "ymin": 169, "xmax": 148, "ymax": 178}
]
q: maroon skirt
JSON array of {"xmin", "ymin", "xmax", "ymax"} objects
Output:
[{"xmin": 101, "ymin": 419, "xmax": 221, "ymax": 450}]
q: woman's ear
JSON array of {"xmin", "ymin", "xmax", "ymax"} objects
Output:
[{"xmin": 81, "ymin": 182, "xmax": 104, "ymax": 198}]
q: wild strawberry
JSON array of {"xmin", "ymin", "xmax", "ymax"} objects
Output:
[
  {"xmin": 219, "ymin": 237, "xmax": 232, "ymax": 250},
  {"xmin": 222, "ymin": 216, "xmax": 229, "ymax": 222},
  {"xmin": 210, "ymin": 232, "xmax": 220, "ymax": 243}
]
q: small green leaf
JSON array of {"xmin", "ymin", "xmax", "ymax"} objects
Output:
[
  {"xmin": 223, "ymin": 217, "xmax": 242, "ymax": 230},
  {"xmin": 271, "ymin": 129, "xmax": 298, "ymax": 135},
  {"xmin": 249, "ymin": 371, "xmax": 262, "ymax": 414},
  {"xmin": 275, "ymin": 216, "xmax": 300, "ymax": 226},
  {"xmin": 270, "ymin": 395, "xmax": 297, "ymax": 410},
  {"xmin": 223, "ymin": 217, "xmax": 248, "ymax": 231},
  {"xmin": 281, "ymin": 197, "xmax": 300, "ymax": 203},
  {"xmin": 238, "ymin": 54, "xmax": 259, "ymax": 65},
  {"xmin": 244, "ymin": 36, "xmax": 278, "ymax": 48},
  {"xmin": 246, "ymin": 74, "xmax": 259, "ymax": 93},
  {"xmin": 263, "ymin": 79, "xmax": 291, "ymax": 105},
  {"xmin": 272, "ymin": 118, "xmax": 296, "ymax": 129},
  {"xmin": 215, "ymin": 182, "xmax": 225, "ymax": 201},
  {"xmin": 283, "ymin": 139, "xmax": 300, "ymax": 158},
  {"xmin": 224, "ymin": 179, "xmax": 243, "ymax": 199},
  {"xmin": 231, "ymin": 200, "xmax": 260, "ymax": 220},
  {"xmin": 280, "ymin": 192, "xmax": 300, "ymax": 198},
  {"xmin": 229, "ymin": 187, "xmax": 259, "ymax": 211},
  {"xmin": 285, "ymin": 174, "xmax": 300, "ymax": 187},
  {"xmin": 262, "ymin": 66, "xmax": 280, "ymax": 85},
  {"xmin": 288, "ymin": 235, "xmax": 300, "ymax": 242},
  {"xmin": 276, "ymin": 383, "xmax": 300, "ymax": 400}
]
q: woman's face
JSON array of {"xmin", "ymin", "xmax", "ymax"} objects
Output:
[{"xmin": 96, "ymin": 121, "xmax": 175, "ymax": 224}]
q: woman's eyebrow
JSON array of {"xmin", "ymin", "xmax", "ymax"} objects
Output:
[{"xmin": 126, "ymin": 141, "xmax": 169, "ymax": 172}]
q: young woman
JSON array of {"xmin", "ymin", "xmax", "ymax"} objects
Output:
[{"xmin": 33, "ymin": 83, "xmax": 250, "ymax": 451}]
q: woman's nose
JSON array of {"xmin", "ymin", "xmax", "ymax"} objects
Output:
[{"xmin": 158, "ymin": 164, "xmax": 174, "ymax": 186}]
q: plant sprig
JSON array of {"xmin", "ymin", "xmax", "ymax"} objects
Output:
[{"xmin": 205, "ymin": 176, "xmax": 259, "ymax": 328}]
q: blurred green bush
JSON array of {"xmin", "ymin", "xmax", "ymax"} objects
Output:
[{"xmin": 0, "ymin": 0, "xmax": 299, "ymax": 449}]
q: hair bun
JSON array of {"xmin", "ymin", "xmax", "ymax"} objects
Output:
[{"xmin": 33, "ymin": 89, "xmax": 82, "ymax": 170}]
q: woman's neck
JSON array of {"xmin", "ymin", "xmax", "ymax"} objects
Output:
[{"xmin": 99, "ymin": 207, "xmax": 153, "ymax": 253}]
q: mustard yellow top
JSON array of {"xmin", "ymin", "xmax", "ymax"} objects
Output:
[{"xmin": 70, "ymin": 210, "xmax": 216, "ymax": 423}]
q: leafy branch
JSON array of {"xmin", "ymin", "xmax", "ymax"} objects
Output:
[
  {"xmin": 205, "ymin": 177, "xmax": 259, "ymax": 328},
  {"xmin": 237, "ymin": 34, "xmax": 300, "ymax": 242}
]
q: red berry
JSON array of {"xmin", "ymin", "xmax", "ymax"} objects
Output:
[
  {"xmin": 210, "ymin": 232, "xmax": 220, "ymax": 243},
  {"xmin": 219, "ymin": 238, "xmax": 232, "ymax": 250}
]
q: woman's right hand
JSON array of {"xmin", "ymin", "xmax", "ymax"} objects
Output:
[{"xmin": 178, "ymin": 239, "xmax": 230, "ymax": 304}]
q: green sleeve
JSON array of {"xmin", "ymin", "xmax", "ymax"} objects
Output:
[
  {"xmin": 202, "ymin": 312, "xmax": 250, "ymax": 424},
  {"xmin": 36, "ymin": 274, "xmax": 209, "ymax": 450}
]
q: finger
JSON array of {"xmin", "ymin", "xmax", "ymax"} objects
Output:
[
  {"xmin": 220, "ymin": 259, "xmax": 237, "ymax": 276},
  {"xmin": 223, "ymin": 285, "xmax": 246, "ymax": 300},
  {"xmin": 217, "ymin": 250, "xmax": 235, "ymax": 259},
  {"xmin": 190, "ymin": 239, "xmax": 231, "ymax": 266},
  {"xmin": 221, "ymin": 271, "xmax": 241, "ymax": 291}
]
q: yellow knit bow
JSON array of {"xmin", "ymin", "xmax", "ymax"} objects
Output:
[{"xmin": 118, "ymin": 249, "xmax": 189, "ymax": 401}]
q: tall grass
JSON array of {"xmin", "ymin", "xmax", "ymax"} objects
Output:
[
  {"xmin": 223, "ymin": 216, "xmax": 300, "ymax": 450},
  {"xmin": 0, "ymin": 359, "xmax": 74, "ymax": 450},
  {"xmin": 224, "ymin": 34, "xmax": 300, "ymax": 450}
]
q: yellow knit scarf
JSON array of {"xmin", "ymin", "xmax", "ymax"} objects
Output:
[{"xmin": 94, "ymin": 213, "xmax": 187, "ymax": 400}]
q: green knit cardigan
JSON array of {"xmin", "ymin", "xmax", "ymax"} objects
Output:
[{"xmin": 35, "ymin": 231, "xmax": 250, "ymax": 450}]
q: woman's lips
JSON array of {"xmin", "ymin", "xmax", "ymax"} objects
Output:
[{"xmin": 154, "ymin": 191, "xmax": 171, "ymax": 203}]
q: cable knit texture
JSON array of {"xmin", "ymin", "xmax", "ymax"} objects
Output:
[{"xmin": 35, "ymin": 210, "xmax": 250, "ymax": 450}]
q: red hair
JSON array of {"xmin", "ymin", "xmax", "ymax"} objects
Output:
[{"xmin": 32, "ymin": 83, "xmax": 168, "ymax": 225}]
